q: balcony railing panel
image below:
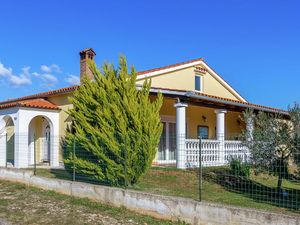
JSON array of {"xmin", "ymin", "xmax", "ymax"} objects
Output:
[
  {"xmin": 224, "ymin": 140, "xmax": 250, "ymax": 163},
  {"xmin": 185, "ymin": 139, "xmax": 249, "ymax": 168}
]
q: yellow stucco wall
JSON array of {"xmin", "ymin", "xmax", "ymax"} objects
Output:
[
  {"xmin": 137, "ymin": 66, "xmax": 242, "ymax": 101},
  {"xmin": 29, "ymin": 116, "xmax": 43, "ymax": 163},
  {"xmin": 46, "ymin": 89, "xmax": 244, "ymax": 150},
  {"xmin": 43, "ymin": 65, "xmax": 246, "ymax": 162},
  {"xmin": 48, "ymin": 94, "xmax": 73, "ymax": 162},
  {"xmin": 35, "ymin": 117, "xmax": 43, "ymax": 162},
  {"xmin": 45, "ymin": 62, "xmax": 246, "ymax": 143},
  {"xmin": 225, "ymin": 112, "xmax": 246, "ymax": 139},
  {"xmin": 159, "ymin": 98, "xmax": 245, "ymax": 140},
  {"xmin": 48, "ymin": 93, "xmax": 73, "ymax": 138}
]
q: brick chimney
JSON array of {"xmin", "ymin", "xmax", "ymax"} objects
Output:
[{"xmin": 79, "ymin": 48, "xmax": 96, "ymax": 82}]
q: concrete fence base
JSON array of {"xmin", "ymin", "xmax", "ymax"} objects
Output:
[{"xmin": 0, "ymin": 168, "xmax": 299, "ymax": 225}]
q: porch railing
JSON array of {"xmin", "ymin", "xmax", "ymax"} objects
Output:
[
  {"xmin": 185, "ymin": 139, "xmax": 249, "ymax": 167},
  {"xmin": 224, "ymin": 140, "xmax": 250, "ymax": 163}
]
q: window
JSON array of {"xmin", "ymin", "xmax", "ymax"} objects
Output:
[
  {"xmin": 157, "ymin": 120, "xmax": 177, "ymax": 161},
  {"xmin": 195, "ymin": 75, "xmax": 202, "ymax": 91},
  {"xmin": 197, "ymin": 126, "xmax": 209, "ymax": 139}
]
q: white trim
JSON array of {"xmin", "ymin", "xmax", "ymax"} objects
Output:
[
  {"xmin": 155, "ymin": 160, "xmax": 176, "ymax": 164},
  {"xmin": 158, "ymin": 116, "xmax": 177, "ymax": 163},
  {"xmin": 137, "ymin": 61, "xmax": 202, "ymax": 80},
  {"xmin": 136, "ymin": 59, "xmax": 247, "ymax": 103},
  {"xmin": 194, "ymin": 74, "xmax": 203, "ymax": 93},
  {"xmin": 160, "ymin": 115, "xmax": 176, "ymax": 123},
  {"xmin": 199, "ymin": 61, "xmax": 247, "ymax": 102}
]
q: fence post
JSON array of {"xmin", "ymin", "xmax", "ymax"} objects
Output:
[
  {"xmin": 219, "ymin": 139, "xmax": 225, "ymax": 165},
  {"xmin": 73, "ymin": 139, "xmax": 76, "ymax": 182},
  {"xmin": 198, "ymin": 136, "xmax": 202, "ymax": 201},
  {"xmin": 33, "ymin": 134, "xmax": 36, "ymax": 175},
  {"xmin": 5, "ymin": 133, "xmax": 7, "ymax": 168},
  {"xmin": 124, "ymin": 138, "xmax": 127, "ymax": 188}
]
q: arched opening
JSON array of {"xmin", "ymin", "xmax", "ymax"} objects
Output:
[
  {"xmin": 28, "ymin": 116, "xmax": 53, "ymax": 166},
  {"xmin": 1, "ymin": 116, "xmax": 15, "ymax": 166}
]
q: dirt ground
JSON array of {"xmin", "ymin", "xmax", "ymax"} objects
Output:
[{"xmin": 0, "ymin": 180, "xmax": 184, "ymax": 225}]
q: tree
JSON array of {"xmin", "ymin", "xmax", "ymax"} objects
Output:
[
  {"xmin": 242, "ymin": 104, "xmax": 300, "ymax": 192},
  {"xmin": 288, "ymin": 103, "xmax": 300, "ymax": 166},
  {"xmin": 63, "ymin": 56, "xmax": 163, "ymax": 186}
]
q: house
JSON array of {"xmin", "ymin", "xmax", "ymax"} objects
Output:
[{"xmin": 0, "ymin": 48, "xmax": 288, "ymax": 169}]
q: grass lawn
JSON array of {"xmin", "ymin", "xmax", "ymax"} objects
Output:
[
  {"xmin": 33, "ymin": 166, "xmax": 300, "ymax": 216},
  {"xmin": 0, "ymin": 179, "xmax": 186, "ymax": 225}
]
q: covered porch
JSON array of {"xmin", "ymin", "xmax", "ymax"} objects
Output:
[
  {"xmin": 151, "ymin": 88, "xmax": 287, "ymax": 169},
  {"xmin": 0, "ymin": 99, "xmax": 60, "ymax": 168},
  {"xmin": 155, "ymin": 98, "xmax": 251, "ymax": 168}
]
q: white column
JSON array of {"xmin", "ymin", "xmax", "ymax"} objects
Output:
[
  {"xmin": 0, "ymin": 132, "xmax": 6, "ymax": 167},
  {"xmin": 215, "ymin": 109, "xmax": 227, "ymax": 165},
  {"xmin": 14, "ymin": 111, "xmax": 29, "ymax": 168},
  {"xmin": 0, "ymin": 118, "xmax": 6, "ymax": 167},
  {"xmin": 215, "ymin": 109, "xmax": 227, "ymax": 140},
  {"xmin": 28, "ymin": 132, "xmax": 35, "ymax": 165},
  {"xmin": 174, "ymin": 101, "xmax": 188, "ymax": 169},
  {"xmin": 50, "ymin": 114, "xmax": 60, "ymax": 167}
]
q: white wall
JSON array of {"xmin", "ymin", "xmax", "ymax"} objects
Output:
[{"xmin": 0, "ymin": 107, "xmax": 60, "ymax": 168}]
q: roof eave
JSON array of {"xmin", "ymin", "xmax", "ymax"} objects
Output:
[{"xmin": 148, "ymin": 87, "xmax": 289, "ymax": 117}]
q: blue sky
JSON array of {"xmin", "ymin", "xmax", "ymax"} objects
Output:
[{"xmin": 0, "ymin": 0, "xmax": 299, "ymax": 109}]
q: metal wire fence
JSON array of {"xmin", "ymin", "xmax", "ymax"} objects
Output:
[{"xmin": 0, "ymin": 133, "xmax": 299, "ymax": 213}]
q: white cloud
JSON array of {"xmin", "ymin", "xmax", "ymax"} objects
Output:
[
  {"xmin": 0, "ymin": 62, "xmax": 32, "ymax": 87},
  {"xmin": 0, "ymin": 62, "xmax": 69, "ymax": 88},
  {"xmin": 32, "ymin": 72, "xmax": 40, "ymax": 77},
  {"xmin": 42, "ymin": 73, "xmax": 58, "ymax": 85},
  {"xmin": 40, "ymin": 65, "xmax": 51, "ymax": 73},
  {"xmin": 0, "ymin": 63, "xmax": 13, "ymax": 77},
  {"xmin": 51, "ymin": 64, "xmax": 61, "ymax": 73},
  {"xmin": 65, "ymin": 74, "xmax": 80, "ymax": 85},
  {"xmin": 32, "ymin": 71, "xmax": 58, "ymax": 86},
  {"xmin": 40, "ymin": 64, "xmax": 61, "ymax": 73},
  {"xmin": 9, "ymin": 74, "xmax": 31, "ymax": 86},
  {"xmin": 21, "ymin": 66, "xmax": 31, "ymax": 76}
]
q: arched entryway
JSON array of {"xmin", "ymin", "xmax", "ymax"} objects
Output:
[
  {"xmin": 28, "ymin": 116, "xmax": 53, "ymax": 166},
  {"xmin": 0, "ymin": 116, "xmax": 15, "ymax": 166}
]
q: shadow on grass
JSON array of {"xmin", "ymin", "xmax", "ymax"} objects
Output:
[
  {"xmin": 203, "ymin": 168, "xmax": 300, "ymax": 211},
  {"xmin": 38, "ymin": 167, "xmax": 300, "ymax": 212},
  {"xmin": 36, "ymin": 168, "xmax": 121, "ymax": 187}
]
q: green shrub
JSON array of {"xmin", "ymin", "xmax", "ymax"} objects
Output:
[
  {"xmin": 63, "ymin": 56, "xmax": 163, "ymax": 186},
  {"xmin": 229, "ymin": 158, "xmax": 251, "ymax": 179}
]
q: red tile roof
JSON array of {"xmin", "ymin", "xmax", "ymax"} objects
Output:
[
  {"xmin": 0, "ymin": 85, "xmax": 79, "ymax": 105},
  {"xmin": 149, "ymin": 86, "xmax": 288, "ymax": 115},
  {"xmin": 136, "ymin": 58, "xmax": 247, "ymax": 102},
  {"xmin": 0, "ymin": 58, "xmax": 287, "ymax": 115},
  {"xmin": 0, "ymin": 83, "xmax": 287, "ymax": 114},
  {"xmin": 0, "ymin": 58, "xmax": 204, "ymax": 105},
  {"xmin": 0, "ymin": 84, "xmax": 287, "ymax": 114},
  {"xmin": 196, "ymin": 90, "xmax": 288, "ymax": 114},
  {"xmin": 137, "ymin": 58, "xmax": 204, "ymax": 75},
  {"xmin": 0, "ymin": 98, "xmax": 59, "ymax": 110}
]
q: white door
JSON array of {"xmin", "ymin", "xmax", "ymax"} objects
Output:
[
  {"xmin": 42, "ymin": 125, "xmax": 50, "ymax": 162},
  {"xmin": 158, "ymin": 121, "xmax": 176, "ymax": 163}
]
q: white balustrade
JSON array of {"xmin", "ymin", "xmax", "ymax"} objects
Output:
[
  {"xmin": 185, "ymin": 139, "xmax": 250, "ymax": 168},
  {"xmin": 224, "ymin": 140, "xmax": 250, "ymax": 163}
]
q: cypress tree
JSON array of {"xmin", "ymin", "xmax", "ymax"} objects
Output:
[{"xmin": 64, "ymin": 56, "xmax": 163, "ymax": 186}]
